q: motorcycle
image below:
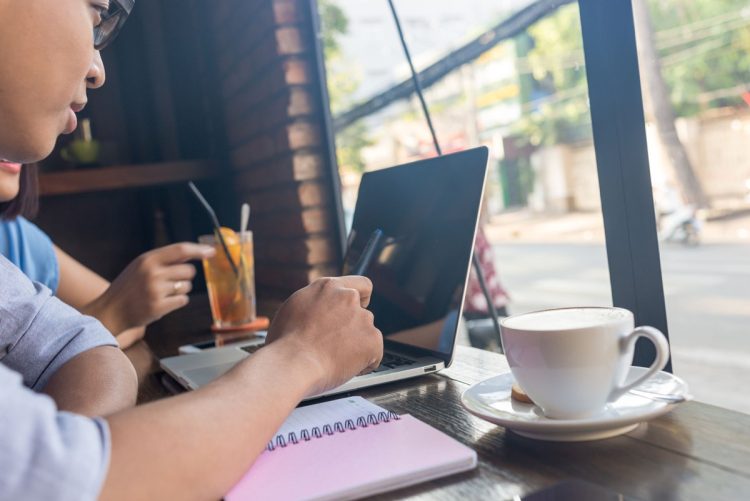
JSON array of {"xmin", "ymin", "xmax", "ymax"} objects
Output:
[{"xmin": 659, "ymin": 204, "xmax": 702, "ymax": 247}]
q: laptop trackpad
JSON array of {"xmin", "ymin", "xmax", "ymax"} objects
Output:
[{"xmin": 183, "ymin": 362, "xmax": 237, "ymax": 387}]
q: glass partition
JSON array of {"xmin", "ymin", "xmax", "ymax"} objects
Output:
[
  {"xmin": 633, "ymin": 0, "xmax": 750, "ymax": 413},
  {"xmin": 317, "ymin": 0, "xmax": 612, "ymax": 348}
]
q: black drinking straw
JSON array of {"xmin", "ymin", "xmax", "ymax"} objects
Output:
[{"xmin": 187, "ymin": 182, "xmax": 240, "ymax": 277}]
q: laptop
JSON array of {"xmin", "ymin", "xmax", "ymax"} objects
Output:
[{"xmin": 160, "ymin": 146, "xmax": 489, "ymax": 398}]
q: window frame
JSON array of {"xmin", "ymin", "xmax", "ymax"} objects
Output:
[
  {"xmin": 306, "ymin": 0, "xmax": 349, "ymax": 258},
  {"xmin": 310, "ymin": 0, "xmax": 672, "ymax": 370},
  {"xmin": 579, "ymin": 0, "xmax": 671, "ymax": 370}
]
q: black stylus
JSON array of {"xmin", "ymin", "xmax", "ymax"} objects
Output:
[{"xmin": 350, "ymin": 228, "xmax": 384, "ymax": 276}]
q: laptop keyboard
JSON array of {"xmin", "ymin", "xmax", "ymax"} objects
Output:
[
  {"xmin": 372, "ymin": 352, "xmax": 417, "ymax": 373},
  {"xmin": 241, "ymin": 344, "xmax": 264, "ymax": 355},
  {"xmin": 241, "ymin": 344, "xmax": 415, "ymax": 373}
]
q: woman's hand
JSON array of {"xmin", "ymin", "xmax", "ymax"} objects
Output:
[
  {"xmin": 85, "ymin": 243, "xmax": 215, "ymax": 336},
  {"xmin": 264, "ymin": 276, "xmax": 384, "ymax": 396}
]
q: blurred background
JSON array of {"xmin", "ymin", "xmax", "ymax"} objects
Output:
[{"xmin": 316, "ymin": 0, "xmax": 750, "ymax": 413}]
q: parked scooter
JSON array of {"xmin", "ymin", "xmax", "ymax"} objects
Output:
[
  {"xmin": 659, "ymin": 204, "xmax": 702, "ymax": 246},
  {"xmin": 654, "ymin": 184, "xmax": 702, "ymax": 247}
]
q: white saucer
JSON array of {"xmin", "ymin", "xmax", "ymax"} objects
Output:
[{"xmin": 461, "ymin": 367, "xmax": 690, "ymax": 442}]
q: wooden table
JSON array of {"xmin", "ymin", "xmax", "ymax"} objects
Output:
[{"xmin": 131, "ymin": 304, "xmax": 750, "ymax": 500}]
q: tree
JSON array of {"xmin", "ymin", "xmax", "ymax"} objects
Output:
[
  {"xmin": 633, "ymin": 0, "xmax": 709, "ymax": 208},
  {"xmin": 519, "ymin": 0, "xmax": 750, "ymax": 139},
  {"xmin": 516, "ymin": 0, "xmax": 750, "ymax": 207},
  {"xmin": 515, "ymin": 3, "xmax": 591, "ymax": 146},
  {"xmin": 319, "ymin": 0, "xmax": 373, "ymax": 174},
  {"xmin": 647, "ymin": 0, "xmax": 750, "ymax": 116}
]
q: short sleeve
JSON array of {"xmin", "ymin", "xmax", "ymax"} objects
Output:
[
  {"xmin": 0, "ymin": 255, "xmax": 117, "ymax": 390},
  {"xmin": 0, "ymin": 364, "xmax": 110, "ymax": 501},
  {"xmin": 0, "ymin": 217, "xmax": 60, "ymax": 292}
]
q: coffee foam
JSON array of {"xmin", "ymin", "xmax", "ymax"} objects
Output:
[{"xmin": 502, "ymin": 307, "xmax": 629, "ymax": 331}]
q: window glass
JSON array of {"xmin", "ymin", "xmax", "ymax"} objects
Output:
[
  {"xmin": 633, "ymin": 0, "xmax": 750, "ymax": 413},
  {"xmin": 318, "ymin": 0, "xmax": 612, "ymax": 350}
]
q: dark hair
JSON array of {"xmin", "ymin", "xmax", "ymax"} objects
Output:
[{"xmin": 0, "ymin": 164, "xmax": 39, "ymax": 220}]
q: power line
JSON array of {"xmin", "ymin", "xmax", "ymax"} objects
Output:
[
  {"xmin": 332, "ymin": 2, "xmax": 750, "ymax": 131},
  {"xmin": 655, "ymin": 7, "xmax": 749, "ymax": 44},
  {"xmin": 332, "ymin": 0, "xmax": 576, "ymax": 132},
  {"xmin": 510, "ymin": 13, "xmax": 750, "ymax": 76},
  {"xmin": 658, "ymin": 16, "xmax": 750, "ymax": 53},
  {"xmin": 660, "ymin": 36, "xmax": 734, "ymax": 67}
]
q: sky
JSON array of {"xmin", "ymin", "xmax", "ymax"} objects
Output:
[{"xmin": 324, "ymin": 0, "xmax": 533, "ymax": 102}]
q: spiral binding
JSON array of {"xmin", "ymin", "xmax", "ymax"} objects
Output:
[{"xmin": 266, "ymin": 411, "xmax": 400, "ymax": 452}]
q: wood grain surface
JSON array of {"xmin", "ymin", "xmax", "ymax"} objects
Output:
[{"xmin": 128, "ymin": 304, "xmax": 750, "ymax": 500}]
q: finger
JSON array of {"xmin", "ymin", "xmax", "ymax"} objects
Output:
[
  {"xmin": 163, "ymin": 263, "xmax": 197, "ymax": 281},
  {"xmin": 361, "ymin": 349, "xmax": 384, "ymax": 375},
  {"xmin": 358, "ymin": 325, "xmax": 383, "ymax": 375},
  {"xmin": 366, "ymin": 329, "xmax": 384, "ymax": 373},
  {"xmin": 158, "ymin": 295, "xmax": 190, "ymax": 316},
  {"xmin": 151, "ymin": 242, "xmax": 215, "ymax": 265},
  {"xmin": 336, "ymin": 275, "xmax": 374, "ymax": 308}
]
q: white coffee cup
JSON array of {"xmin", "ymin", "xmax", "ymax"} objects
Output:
[{"xmin": 500, "ymin": 307, "xmax": 670, "ymax": 419}]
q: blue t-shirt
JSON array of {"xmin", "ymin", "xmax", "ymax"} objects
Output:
[{"xmin": 0, "ymin": 217, "xmax": 59, "ymax": 293}]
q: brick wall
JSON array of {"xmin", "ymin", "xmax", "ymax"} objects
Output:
[{"xmin": 204, "ymin": 0, "xmax": 343, "ymax": 301}]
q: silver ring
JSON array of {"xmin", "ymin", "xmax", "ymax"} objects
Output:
[{"xmin": 172, "ymin": 281, "xmax": 185, "ymax": 295}]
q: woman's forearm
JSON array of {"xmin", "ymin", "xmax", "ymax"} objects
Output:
[
  {"xmin": 115, "ymin": 326, "xmax": 147, "ymax": 349},
  {"xmin": 100, "ymin": 339, "xmax": 320, "ymax": 501},
  {"xmin": 80, "ymin": 294, "xmax": 128, "ymax": 337},
  {"xmin": 42, "ymin": 346, "xmax": 138, "ymax": 416}
]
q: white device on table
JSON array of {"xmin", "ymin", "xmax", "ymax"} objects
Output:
[
  {"xmin": 160, "ymin": 147, "xmax": 489, "ymax": 399},
  {"xmin": 177, "ymin": 332, "xmax": 267, "ymax": 354}
]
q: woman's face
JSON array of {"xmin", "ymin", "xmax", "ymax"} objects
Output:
[{"xmin": 0, "ymin": 0, "xmax": 107, "ymax": 201}]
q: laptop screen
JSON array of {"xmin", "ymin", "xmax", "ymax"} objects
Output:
[{"xmin": 342, "ymin": 147, "xmax": 488, "ymax": 364}]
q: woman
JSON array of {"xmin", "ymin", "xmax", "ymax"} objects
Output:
[
  {"xmin": 0, "ymin": 164, "xmax": 212, "ymax": 348},
  {"xmin": 0, "ymin": 1, "xmax": 383, "ymax": 500}
]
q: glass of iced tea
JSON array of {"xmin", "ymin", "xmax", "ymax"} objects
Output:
[{"xmin": 199, "ymin": 231, "xmax": 256, "ymax": 329}]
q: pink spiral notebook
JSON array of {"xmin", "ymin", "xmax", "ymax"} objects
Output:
[{"xmin": 226, "ymin": 397, "xmax": 477, "ymax": 501}]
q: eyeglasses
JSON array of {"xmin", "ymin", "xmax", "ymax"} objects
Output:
[{"xmin": 93, "ymin": 0, "xmax": 135, "ymax": 50}]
